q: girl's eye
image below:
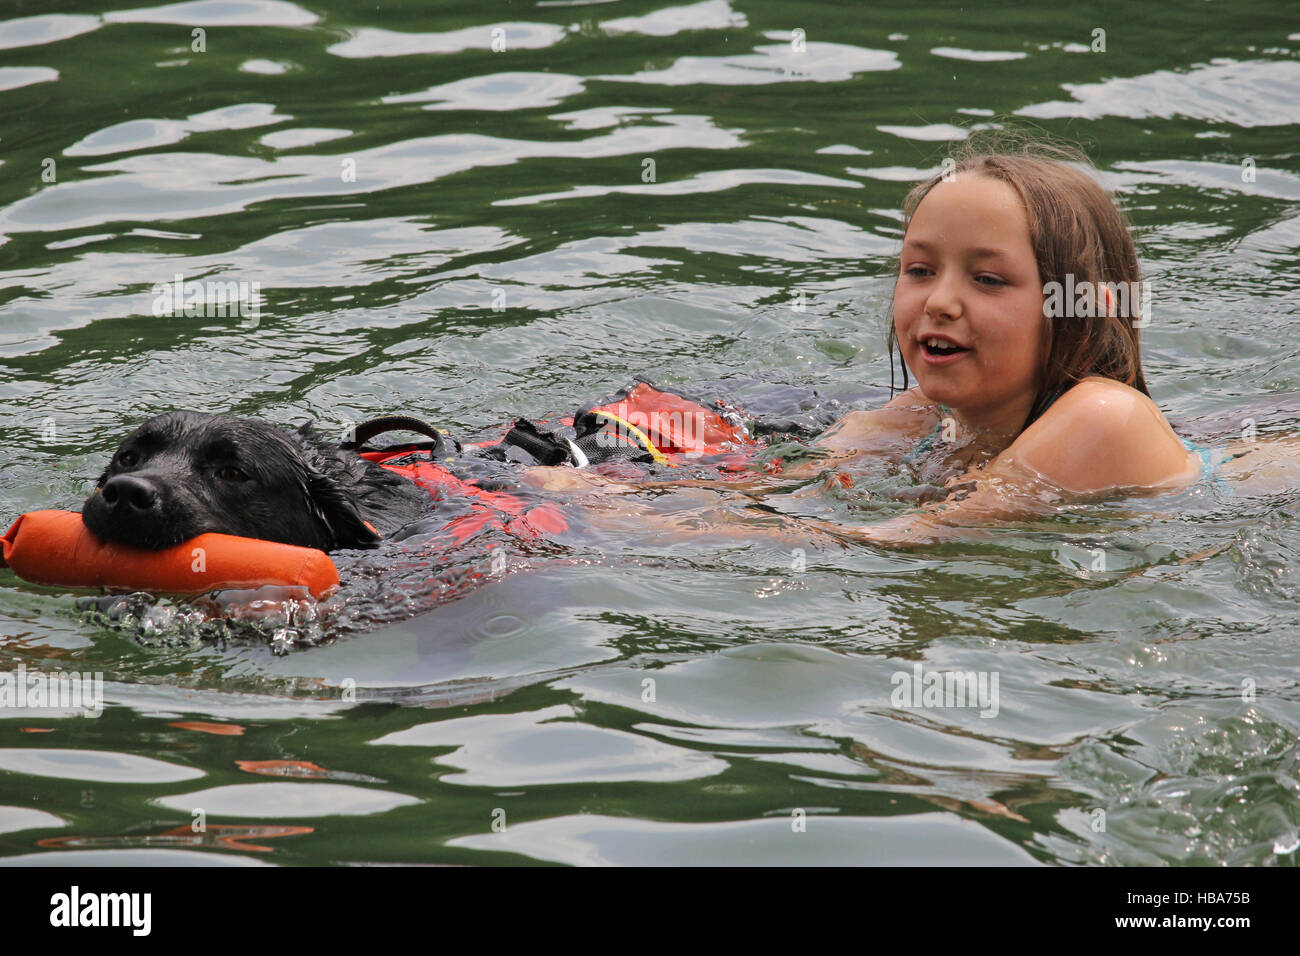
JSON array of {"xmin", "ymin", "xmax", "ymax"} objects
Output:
[
  {"xmin": 903, "ymin": 265, "xmax": 932, "ymax": 278},
  {"xmin": 216, "ymin": 466, "xmax": 249, "ymax": 482},
  {"xmin": 117, "ymin": 450, "xmax": 138, "ymax": 468},
  {"xmin": 976, "ymin": 274, "xmax": 1007, "ymax": 287}
]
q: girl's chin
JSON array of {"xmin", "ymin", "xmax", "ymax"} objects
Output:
[{"xmin": 911, "ymin": 369, "xmax": 969, "ymax": 400}]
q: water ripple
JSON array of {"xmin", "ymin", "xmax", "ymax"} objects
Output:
[
  {"xmin": 0, "ymin": 748, "xmax": 204, "ymax": 783},
  {"xmin": 1019, "ymin": 59, "xmax": 1300, "ymax": 127}
]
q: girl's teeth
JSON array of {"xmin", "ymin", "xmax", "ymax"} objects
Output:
[{"xmin": 925, "ymin": 338, "xmax": 963, "ymax": 350}]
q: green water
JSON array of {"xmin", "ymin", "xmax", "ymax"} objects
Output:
[{"xmin": 1, "ymin": 0, "xmax": 1299, "ymax": 866}]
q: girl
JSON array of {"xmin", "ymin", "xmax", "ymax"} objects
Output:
[
  {"xmin": 798, "ymin": 141, "xmax": 1204, "ymax": 545},
  {"xmin": 529, "ymin": 141, "xmax": 1269, "ymax": 546}
]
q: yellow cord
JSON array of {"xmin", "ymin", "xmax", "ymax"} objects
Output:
[{"xmin": 591, "ymin": 411, "xmax": 670, "ymax": 465}]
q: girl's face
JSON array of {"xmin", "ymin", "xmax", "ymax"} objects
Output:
[{"xmin": 894, "ymin": 173, "xmax": 1046, "ymax": 434}]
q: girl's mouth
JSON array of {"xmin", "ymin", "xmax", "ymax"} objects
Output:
[{"xmin": 920, "ymin": 338, "xmax": 970, "ymax": 364}]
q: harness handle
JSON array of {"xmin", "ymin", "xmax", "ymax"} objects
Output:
[{"xmin": 340, "ymin": 415, "xmax": 449, "ymax": 452}]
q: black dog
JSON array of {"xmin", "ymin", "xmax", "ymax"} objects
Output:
[{"xmin": 82, "ymin": 411, "xmax": 429, "ymax": 552}]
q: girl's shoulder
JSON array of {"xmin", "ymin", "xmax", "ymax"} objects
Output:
[
  {"xmin": 1006, "ymin": 377, "xmax": 1194, "ymax": 492},
  {"xmin": 1031, "ymin": 376, "xmax": 1163, "ymax": 426},
  {"xmin": 816, "ymin": 387, "xmax": 942, "ymax": 453}
]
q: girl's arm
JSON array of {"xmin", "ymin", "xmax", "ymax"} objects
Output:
[
  {"xmin": 534, "ymin": 380, "xmax": 1196, "ymax": 549},
  {"xmin": 805, "ymin": 470, "xmax": 1056, "ymax": 547},
  {"xmin": 523, "ymin": 388, "xmax": 944, "ymax": 497}
]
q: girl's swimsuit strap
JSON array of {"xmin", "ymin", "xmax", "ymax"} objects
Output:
[
  {"xmin": 1180, "ymin": 436, "xmax": 1215, "ymax": 471},
  {"xmin": 1178, "ymin": 435, "xmax": 1239, "ymax": 493},
  {"xmin": 904, "ymin": 404, "xmax": 953, "ymax": 465}
]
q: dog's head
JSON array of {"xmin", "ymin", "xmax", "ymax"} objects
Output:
[{"xmin": 82, "ymin": 411, "xmax": 383, "ymax": 552}]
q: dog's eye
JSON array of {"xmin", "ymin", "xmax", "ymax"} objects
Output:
[
  {"xmin": 216, "ymin": 466, "xmax": 250, "ymax": 482},
  {"xmin": 117, "ymin": 450, "xmax": 138, "ymax": 468}
]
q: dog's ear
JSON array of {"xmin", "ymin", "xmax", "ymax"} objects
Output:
[{"xmin": 305, "ymin": 469, "xmax": 382, "ymax": 550}]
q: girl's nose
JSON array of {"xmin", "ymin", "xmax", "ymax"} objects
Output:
[{"xmin": 924, "ymin": 273, "xmax": 963, "ymax": 321}]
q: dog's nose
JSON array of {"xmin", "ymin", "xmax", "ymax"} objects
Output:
[{"xmin": 100, "ymin": 474, "xmax": 160, "ymax": 512}]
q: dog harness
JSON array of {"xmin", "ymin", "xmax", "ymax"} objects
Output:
[{"xmin": 346, "ymin": 381, "xmax": 761, "ymax": 544}]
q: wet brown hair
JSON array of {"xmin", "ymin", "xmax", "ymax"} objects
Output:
[{"xmin": 886, "ymin": 134, "xmax": 1149, "ymax": 433}]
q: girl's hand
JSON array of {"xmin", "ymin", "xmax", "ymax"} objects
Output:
[
  {"xmin": 518, "ymin": 467, "xmax": 636, "ymax": 495},
  {"xmin": 805, "ymin": 512, "xmax": 957, "ymax": 548},
  {"xmin": 807, "ymin": 468, "xmax": 1056, "ymax": 548}
]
